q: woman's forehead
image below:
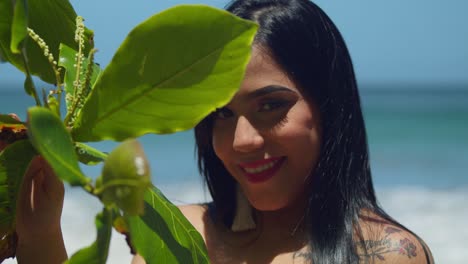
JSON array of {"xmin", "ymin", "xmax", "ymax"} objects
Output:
[
  {"xmin": 245, "ymin": 46, "xmax": 283, "ymax": 75},
  {"xmin": 238, "ymin": 47, "xmax": 299, "ymax": 95}
]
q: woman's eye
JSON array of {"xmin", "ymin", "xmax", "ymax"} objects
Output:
[
  {"xmin": 259, "ymin": 101, "xmax": 287, "ymax": 112},
  {"xmin": 214, "ymin": 107, "xmax": 233, "ymax": 119}
]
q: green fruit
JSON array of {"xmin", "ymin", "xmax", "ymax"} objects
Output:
[{"xmin": 99, "ymin": 139, "xmax": 151, "ymax": 215}]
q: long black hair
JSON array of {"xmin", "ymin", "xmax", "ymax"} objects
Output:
[{"xmin": 195, "ymin": 0, "xmax": 417, "ymax": 263}]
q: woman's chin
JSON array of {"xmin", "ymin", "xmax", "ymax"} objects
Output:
[{"xmin": 248, "ymin": 197, "xmax": 290, "ymax": 212}]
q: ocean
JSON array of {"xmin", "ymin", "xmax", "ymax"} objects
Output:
[{"xmin": 1, "ymin": 84, "xmax": 467, "ymax": 263}]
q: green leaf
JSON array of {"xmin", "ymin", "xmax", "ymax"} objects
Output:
[
  {"xmin": 72, "ymin": 5, "xmax": 257, "ymax": 142},
  {"xmin": 58, "ymin": 43, "xmax": 102, "ymax": 109},
  {"xmin": 26, "ymin": 106, "xmax": 89, "ymax": 186},
  {"xmin": 0, "ymin": 0, "xmax": 94, "ymax": 84},
  {"xmin": 74, "ymin": 142, "xmax": 107, "ymax": 166},
  {"xmin": 0, "ymin": 0, "xmax": 14, "ymax": 63},
  {"xmin": 66, "ymin": 208, "xmax": 113, "ymax": 264},
  {"xmin": 0, "ymin": 45, "xmax": 6, "ymax": 62},
  {"xmin": 10, "ymin": 0, "xmax": 27, "ymax": 54},
  {"xmin": 126, "ymin": 185, "xmax": 209, "ymax": 264},
  {"xmin": 23, "ymin": 72, "xmax": 35, "ymax": 97},
  {"xmin": 0, "ymin": 140, "xmax": 36, "ymax": 235},
  {"xmin": 0, "ymin": 114, "xmax": 23, "ymax": 125}
]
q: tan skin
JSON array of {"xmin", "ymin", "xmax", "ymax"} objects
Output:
[
  {"xmin": 15, "ymin": 156, "xmax": 67, "ymax": 264},
  {"xmin": 12, "ymin": 48, "xmax": 433, "ymax": 263}
]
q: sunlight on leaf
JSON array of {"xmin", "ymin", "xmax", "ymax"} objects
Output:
[
  {"xmin": 72, "ymin": 5, "xmax": 257, "ymax": 142},
  {"xmin": 126, "ymin": 185, "xmax": 209, "ymax": 264},
  {"xmin": 27, "ymin": 107, "xmax": 89, "ymax": 186}
]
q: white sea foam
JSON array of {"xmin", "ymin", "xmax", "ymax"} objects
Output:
[
  {"xmin": 377, "ymin": 186, "xmax": 468, "ymax": 264},
  {"xmin": 4, "ymin": 184, "xmax": 467, "ymax": 263}
]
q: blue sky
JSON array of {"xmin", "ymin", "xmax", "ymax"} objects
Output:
[{"xmin": 1, "ymin": 0, "xmax": 467, "ymax": 88}]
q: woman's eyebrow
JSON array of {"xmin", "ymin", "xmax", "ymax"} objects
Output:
[{"xmin": 247, "ymin": 85, "xmax": 296, "ymax": 99}]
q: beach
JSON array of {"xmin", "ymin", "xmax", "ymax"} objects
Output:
[
  {"xmin": 35, "ymin": 184, "xmax": 468, "ymax": 264},
  {"xmin": 1, "ymin": 88, "xmax": 467, "ymax": 263}
]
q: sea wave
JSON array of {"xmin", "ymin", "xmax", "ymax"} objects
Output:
[{"xmin": 377, "ymin": 186, "xmax": 468, "ymax": 264}]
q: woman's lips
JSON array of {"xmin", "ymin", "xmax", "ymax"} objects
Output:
[{"xmin": 238, "ymin": 157, "xmax": 285, "ymax": 183}]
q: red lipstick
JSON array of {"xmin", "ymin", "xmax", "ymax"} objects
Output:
[{"xmin": 239, "ymin": 157, "xmax": 285, "ymax": 183}]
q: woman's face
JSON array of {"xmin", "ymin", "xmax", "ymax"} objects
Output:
[{"xmin": 212, "ymin": 47, "xmax": 322, "ymax": 211}]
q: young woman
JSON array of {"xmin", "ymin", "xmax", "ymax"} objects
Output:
[
  {"xmin": 179, "ymin": 0, "xmax": 434, "ymax": 263},
  {"xmin": 14, "ymin": 0, "xmax": 433, "ymax": 263}
]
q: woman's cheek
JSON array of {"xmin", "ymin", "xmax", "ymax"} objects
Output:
[{"xmin": 212, "ymin": 125, "xmax": 230, "ymax": 160}]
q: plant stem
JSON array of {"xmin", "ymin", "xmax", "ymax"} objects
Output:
[
  {"xmin": 53, "ymin": 67, "xmax": 63, "ymax": 117},
  {"xmin": 83, "ymin": 182, "xmax": 96, "ymax": 195},
  {"xmin": 56, "ymin": 89, "xmax": 62, "ymax": 117},
  {"xmin": 82, "ymin": 48, "xmax": 97, "ymax": 98},
  {"xmin": 20, "ymin": 47, "xmax": 41, "ymax": 106}
]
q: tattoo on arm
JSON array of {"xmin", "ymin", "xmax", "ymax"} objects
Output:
[
  {"xmin": 293, "ymin": 250, "xmax": 312, "ymax": 260},
  {"xmin": 292, "ymin": 227, "xmax": 419, "ymax": 263},
  {"xmin": 357, "ymin": 227, "xmax": 418, "ymax": 262}
]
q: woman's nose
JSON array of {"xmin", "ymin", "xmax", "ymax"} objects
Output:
[{"xmin": 233, "ymin": 116, "xmax": 264, "ymax": 153}]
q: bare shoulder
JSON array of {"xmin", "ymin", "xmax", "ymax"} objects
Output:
[
  {"xmin": 178, "ymin": 203, "xmax": 208, "ymax": 219},
  {"xmin": 356, "ymin": 213, "xmax": 434, "ymax": 264},
  {"xmin": 177, "ymin": 204, "xmax": 211, "ymax": 241}
]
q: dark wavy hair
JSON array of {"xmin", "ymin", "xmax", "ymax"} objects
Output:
[{"xmin": 195, "ymin": 0, "xmax": 429, "ymax": 263}]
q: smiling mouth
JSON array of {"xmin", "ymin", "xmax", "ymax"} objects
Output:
[{"xmin": 239, "ymin": 157, "xmax": 285, "ymax": 183}]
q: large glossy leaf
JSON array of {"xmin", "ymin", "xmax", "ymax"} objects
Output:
[
  {"xmin": 26, "ymin": 106, "xmax": 89, "ymax": 186},
  {"xmin": 0, "ymin": 140, "xmax": 36, "ymax": 262},
  {"xmin": 66, "ymin": 208, "xmax": 113, "ymax": 264},
  {"xmin": 59, "ymin": 43, "xmax": 102, "ymax": 109},
  {"xmin": 126, "ymin": 185, "xmax": 209, "ymax": 264},
  {"xmin": 72, "ymin": 5, "xmax": 257, "ymax": 142},
  {"xmin": 0, "ymin": 0, "xmax": 93, "ymax": 84}
]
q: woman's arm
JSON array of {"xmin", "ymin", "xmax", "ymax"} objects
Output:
[{"xmin": 356, "ymin": 218, "xmax": 434, "ymax": 264}]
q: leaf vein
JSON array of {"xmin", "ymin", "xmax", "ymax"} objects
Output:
[
  {"xmin": 94, "ymin": 28, "xmax": 248, "ymax": 125},
  {"xmin": 149, "ymin": 189, "xmax": 208, "ymax": 259},
  {"xmin": 41, "ymin": 146, "xmax": 83, "ymax": 183}
]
